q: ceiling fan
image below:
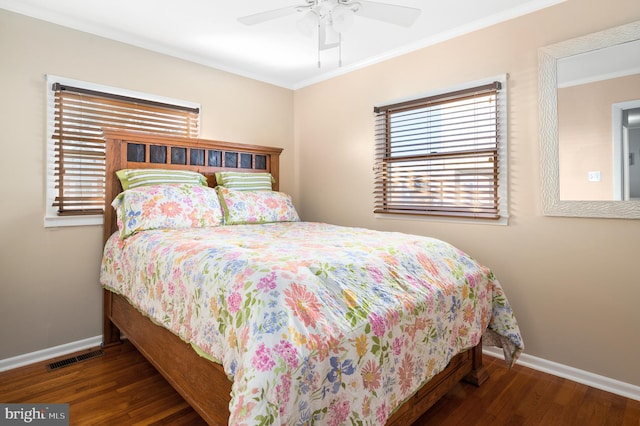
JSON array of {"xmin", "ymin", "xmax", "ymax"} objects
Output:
[{"xmin": 238, "ymin": 0, "xmax": 421, "ymax": 67}]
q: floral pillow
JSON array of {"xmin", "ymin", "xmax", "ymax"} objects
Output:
[
  {"xmin": 216, "ymin": 186, "xmax": 300, "ymax": 225},
  {"xmin": 112, "ymin": 184, "xmax": 223, "ymax": 239}
]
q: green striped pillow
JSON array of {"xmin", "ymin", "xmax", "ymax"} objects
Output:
[
  {"xmin": 116, "ymin": 169, "xmax": 208, "ymax": 190},
  {"xmin": 215, "ymin": 171, "xmax": 274, "ymax": 191}
]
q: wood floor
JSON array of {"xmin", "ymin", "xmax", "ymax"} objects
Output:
[{"xmin": 1, "ymin": 340, "xmax": 638, "ymax": 425}]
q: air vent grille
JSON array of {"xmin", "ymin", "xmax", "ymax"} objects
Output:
[{"xmin": 47, "ymin": 349, "xmax": 105, "ymax": 371}]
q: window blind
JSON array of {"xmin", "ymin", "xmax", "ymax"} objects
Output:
[
  {"xmin": 373, "ymin": 81, "xmax": 503, "ymax": 220},
  {"xmin": 51, "ymin": 83, "xmax": 199, "ymax": 216}
]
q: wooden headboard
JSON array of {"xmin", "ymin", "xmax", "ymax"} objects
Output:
[{"xmin": 102, "ymin": 129, "xmax": 284, "ymax": 244}]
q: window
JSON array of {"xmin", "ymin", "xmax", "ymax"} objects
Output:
[
  {"xmin": 45, "ymin": 75, "xmax": 200, "ymax": 227},
  {"xmin": 373, "ymin": 77, "xmax": 507, "ymax": 221}
]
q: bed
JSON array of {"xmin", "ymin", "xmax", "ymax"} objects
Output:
[{"xmin": 99, "ymin": 129, "xmax": 523, "ymax": 425}]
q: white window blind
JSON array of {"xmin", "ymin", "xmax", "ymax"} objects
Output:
[
  {"xmin": 45, "ymin": 76, "xmax": 200, "ymax": 226},
  {"xmin": 373, "ymin": 79, "xmax": 506, "ymax": 220}
]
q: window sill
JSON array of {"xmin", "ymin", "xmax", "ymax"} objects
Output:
[
  {"xmin": 375, "ymin": 213, "xmax": 509, "ymax": 226},
  {"xmin": 44, "ymin": 214, "xmax": 103, "ymax": 228}
]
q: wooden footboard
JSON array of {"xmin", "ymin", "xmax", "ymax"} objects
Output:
[
  {"xmin": 387, "ymin": 339, "xmax": 488, "ymax": 425},
  {"xmin": 104, "ymin": 290, "xmax": 487, "ymax": 425},
  {"xmin": 107, "ymin": 291, "xmax": 231, "ymax": 425}
]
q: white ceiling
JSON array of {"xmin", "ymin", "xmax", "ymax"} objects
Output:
[{"xmin": 1, "ymin": 0, "xmax": 563, "ymax": 89}]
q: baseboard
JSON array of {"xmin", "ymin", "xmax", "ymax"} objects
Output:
[
  {"xmin": 483, "ymin": 347, "xmax": 640, "ymax": 402},
  {"xmin": 0, "ymin": 336, "xmax": 103, "ymax": 372},
  {"xmin": 2, "ymin": 337, "xmax": 638, "ymax": 403}
]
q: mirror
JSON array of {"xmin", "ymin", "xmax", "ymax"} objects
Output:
[
  {"xmin": 557, "ymin": 39, "xmax": 640, "ymax": 201},
  {"xmin": 539, "ymin": 20, "xmax": 640, "ymax": 218}
]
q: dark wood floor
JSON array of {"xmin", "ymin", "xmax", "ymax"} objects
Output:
[{"xmin": 1, "ymin": 340, "xmax": 638, "ymax": 425}]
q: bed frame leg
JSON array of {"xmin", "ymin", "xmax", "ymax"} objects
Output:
[
  {"xmin": 102, "ymin": 289, "xmax": 122, "ymax": 348},
  {"xmin": 463, "ymin": 341, "xmax": 489, "ymax": 386}
]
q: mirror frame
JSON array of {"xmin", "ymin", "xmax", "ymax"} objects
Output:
[{"xmin": 539, "ymin": 20, "xmax": 640, "ymax": 219}]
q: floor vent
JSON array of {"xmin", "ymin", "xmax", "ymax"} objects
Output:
[{"xmin": 47, "ymin": 349, "xmax": 105, "ymax": 371}]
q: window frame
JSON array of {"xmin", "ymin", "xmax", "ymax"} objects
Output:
[
  {"xmin": 44, "ymin": 75, "xmax": 200, "ymax": 228},
  {"xmin": 373, "ymin": 75, "xmax": 509, "ymax": 225}
]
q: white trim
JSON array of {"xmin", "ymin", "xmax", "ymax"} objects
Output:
[
  {"xmin": 0, "ymin": 335, "xmax": 102, "ymax": 372},
  {"xmin": 557, "ymin": 67, "xmax": 640, "ymax": 89},
  {"xmin": 483, "ymin": 347, "xmax": 640, "ymax": 402},
  {"xmin": 3, "ymin": 336, "xmax": 638, "ymax": 403},
  {"xmin": 46, "ymin": 74, "xmax": 202, "ymax": 110},
  {"xmin": 612, "ymin": 99, "xmax": 640, "ymax": 201},
  {"xmin": 375, "ymin": 212, "xmax": 508, "ymax": 226},
  {"xmin": 44, "ymin": 214, "xmax": 103, "ymax": 228}
]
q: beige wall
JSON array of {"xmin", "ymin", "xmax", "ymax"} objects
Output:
[
  {"xmin": 558, "ymin": 74, "xmax": 640, "ymax": 200},
  {"xmin": 0, "ymin": 10, "xmax": 293, "ymax": 359},
  {"xmin": 2, "ymin": 0, "xmax": 640, "ymax": 390},
  {"xmin": 293, "ymin": 0, "xmax": 640, "ymax": 387}
]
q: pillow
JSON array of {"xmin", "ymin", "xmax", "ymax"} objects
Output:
[
  {"xmin": 215, "ymin": 171, "xmax": 274, "ymax": 191},
  {"xmin": 116, "ymin": 168, "xmax": 208, "ymax": 190},
  {"xmin": 112, "ymin": 183, "xmax": 223, "ymax": 239},
  {"xmin": 216, "ymin": 186, "xmax": 300, "ymax": 225}
]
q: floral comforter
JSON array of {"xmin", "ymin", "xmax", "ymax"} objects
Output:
[{"xmin": 100, "ymin": 221, "xmax": 523, "ymax": 425}]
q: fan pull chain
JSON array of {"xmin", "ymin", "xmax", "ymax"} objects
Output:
[
  {"xmin": 338, "ymin": 32, "xmax": 343, "ymax": 67},
  {"xmin": 317, "ymin": 32, "xmax": 343, "ymax": 68}
]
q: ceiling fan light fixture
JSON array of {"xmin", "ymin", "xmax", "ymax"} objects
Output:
[{"xmin": 237, "ymin": 0, "xmax": 422, "ymax": 68}]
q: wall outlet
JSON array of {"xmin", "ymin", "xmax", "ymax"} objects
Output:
[{"xmin": 588, "ymin": 171, "xmax": 601, "ymax": 182}]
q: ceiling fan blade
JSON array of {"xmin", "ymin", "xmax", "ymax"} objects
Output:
[
  {"xmin": 238, "ymin": 6, "xmax": 299, "ymax": 26},
  {"xmin": 357, "ymin": 0, "xmax": 421, "ymax": 27}
]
